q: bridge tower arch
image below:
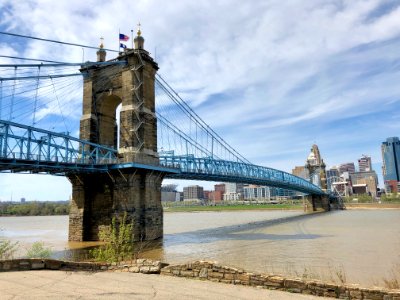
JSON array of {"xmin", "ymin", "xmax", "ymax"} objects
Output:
[
  {"xmin": 304, "ymin": 144, "xmax": 330, "ymax": 211},
  {"xmin": 68, "ymin": 30, "xmax": 163, "ymax": 242}
]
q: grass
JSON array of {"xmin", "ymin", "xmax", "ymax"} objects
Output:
[
  {"xmin": 163, "ymin": 203, "xmax": 303, "ymax": 212},
  {"xmin": 382, "ymin": 264, "xmax": 400, "ymax": 289},
  {"xmin": 275, "ymin": 263, "xmax": 348, "ymax": 286}
]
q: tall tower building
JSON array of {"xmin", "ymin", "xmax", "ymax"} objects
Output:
[
  {"xmin": 183, "ymin": 185, "xmax": 204, "ymax": 200},
  {"xmin": 358, "ymin": 155, "xmax": 372, "ymax": 172},
  {"xmin": 382, "ymin": 137, "xmax": 400, "ymax": 181},
  {"xmin": 305, "ymin": 144, "xmax": 327, "ymax": 191},
  {"xmin": 338, "ymin": 162, "xmax": 355, "ymax": 175}
]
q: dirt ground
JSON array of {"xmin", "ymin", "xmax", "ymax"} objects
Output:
[{"xmin": 0, "ymin": 270, "xmax": 330, "ymax": 299}]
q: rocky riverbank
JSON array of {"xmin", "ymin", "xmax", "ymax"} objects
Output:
[{"xmin": 0, "ymin": 258, "xmax": 399, "ymax": 299}]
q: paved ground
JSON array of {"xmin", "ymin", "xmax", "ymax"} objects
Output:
[{"xmin": 0, "ymin": 270, "xmax": 329, "ymax": 299}]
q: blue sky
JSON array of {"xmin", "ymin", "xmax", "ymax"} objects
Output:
[{"xmin": 0, "ymin": 0, "xmax": 400, "ymax": 200}]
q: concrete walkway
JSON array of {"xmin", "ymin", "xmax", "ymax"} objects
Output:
[{"xmin": 0, "ymin": 270, "xmax": 329, "ymax": 299}]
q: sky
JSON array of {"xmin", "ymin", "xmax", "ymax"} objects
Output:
[{"xmin": 0, "ymin": 0, "xmax": 400, "ymax": 200}]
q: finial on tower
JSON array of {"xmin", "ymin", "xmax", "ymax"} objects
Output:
[
  {"xmin": 134, "ymin": 22, "xmax": 144, "ymax": 50},
  {"xmin": 97, "ymin": 36, "xmax": 106, "ymax": 62}
]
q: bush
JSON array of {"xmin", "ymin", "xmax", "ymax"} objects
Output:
[
  {"xmin": 0, "ymin": 239, "xmax": 18, "ymax": 260},
  {"xmin": 26, "ymin": 242, "xmax": 52, "ymax": 258},
  {"xmin": 90, "ymin": 212, "xmax": 134, "ymax": 263}
]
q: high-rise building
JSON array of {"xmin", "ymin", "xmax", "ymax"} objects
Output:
[
  {"xmin": 384, "ymin": 180, "xmax": 399, "ymax": 194},
  {"xmin": 358, "ymin": 155, "xmax": 372, "ymax": 172},
  {"xmin": 338, "ymin": 163, "xmax": 355, "ymax": 175},
  {"xmin": 269, "ymin": 187, "xmax": 296, "ymax": 198},
  {"xmin": 350, "ymin": 171, "xmax": 379, "ymax": 197},
  {"xmin": 161, "ymin": 184, "xmax": 179, "ymax": 202},
  {"xmin": 214, "ymin": 184, "xmax": 226, "ymax": 193},
  {"xmin": 207, "ymin": 191, "xmax": 224, "ymax": 202},
  {"xmin": 292, "ymin": 166, "xmax": 309, "ymax": 179},
  {"xmin": 326, "ymin": 168, "xmax": 339, "ymax": 179},
  {"xmin": 326, "ymin": 167, "xmax": 340, "ymax": 192},
  {"xmin": 243, "ymin": 185, "xmax": 270, "ymax": 200},
  {"xmin": 183, "ymin": 185, "xmax": 204, "ymax": 200},
  {"xmin": 382, "ymin": 137, "xmax": 400, "ymax": 182},
  {"xmin": 224, "ymin": 183, "xmax": 244, "ymax": 200}
]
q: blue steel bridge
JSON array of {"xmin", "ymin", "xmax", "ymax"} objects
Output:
[{"xmin": 0, "ymin": 59, "xmax": 323, "ymax": 196}]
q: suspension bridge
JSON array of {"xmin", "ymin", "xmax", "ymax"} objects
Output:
[{"xmin": 0, "ymin": 30, "xmax": 329, "ymax": 241}]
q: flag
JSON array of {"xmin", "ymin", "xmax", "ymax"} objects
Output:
[
  {"xmin": 119, "ymin": 33, "xmax": 129, "ymax": 41},
  {"xmin": 120, "ymin": 43, "xmax": 127, "ymax": 49}
]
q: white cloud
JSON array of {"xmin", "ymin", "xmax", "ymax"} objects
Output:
[{"xmin": 1, "ymin": 0, "xmax": 400, "ymax": 197}]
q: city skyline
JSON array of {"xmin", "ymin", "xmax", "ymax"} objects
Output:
[{"xmin": 1, "ymin": 1, "xmax": 400, "ymax": 200}]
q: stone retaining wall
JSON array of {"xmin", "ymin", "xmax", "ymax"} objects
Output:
[
  {"xmin": 161, "ymin": 261, "xmax": 400, "ymax": 300},
  {"xmin": 1, "ymin": 258, "xmax": 399, "ymax": 299},
  {"xmin": 0, "ymin": 258, "xmax": 163, "ymax": 274}
]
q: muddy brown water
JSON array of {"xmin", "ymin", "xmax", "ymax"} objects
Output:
[{"xmin": 1, "ymin": 209, "xmax": 399, "ymax": 286}]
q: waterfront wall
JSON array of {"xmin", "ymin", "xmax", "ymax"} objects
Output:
[
  {"xmin": 0, "ymin": 258, "xmax": 163, "ymax": 274},
  {"xmin": 1, "ymin": 259, "xmax": 399, "ymax": 299},
  {"xmin": 162, "ymin": 261, "xmax": 400, "ymax": 300}
]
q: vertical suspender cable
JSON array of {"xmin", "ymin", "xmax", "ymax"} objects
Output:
[
  {"xmin": 32, "ymin": 65, "xmax": 41, "ymax": 126},
  {"xmin": 0, "ymin": 79, "xmax": 2, "ymax": 119},
  {"xmin": 50, "ymin": 76, "xmax": 69, "ymax": 133},
  {"xmin": 8, "ymin": 66, "xmax": 17, "ymax": 120}
]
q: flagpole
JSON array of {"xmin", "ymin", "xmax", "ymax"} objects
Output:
[
  {"xmin": 131, "ymin": 29, "xmax": 134, "ymax": 49},
  {"xmin": 118, "ymin": 28, "xmax": 120, "ymax": 52}
]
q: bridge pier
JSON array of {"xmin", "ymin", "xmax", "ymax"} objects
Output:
[
  {"xmin": 304, "ymin": 194, "xmax": 330, "ymax": 212},
  {"xmin": 68, "ymin": 171, "xmax": 163, "ymax": 242},
  {"xmin": 69, "ymin": 30, "xmax": 163, "ymax": 242}
]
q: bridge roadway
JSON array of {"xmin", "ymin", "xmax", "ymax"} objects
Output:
[{"xmin": 0, "ymin": 119, "xmax": 324, "ymax": 195}]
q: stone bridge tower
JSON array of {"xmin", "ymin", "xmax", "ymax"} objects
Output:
[
  {"xmin": 68, "ymin": 30, "xmax": 163, "ymax": 242},
  {"xmin": 305, "ymin": 144, "xmax": 329, "ymax": 211}
]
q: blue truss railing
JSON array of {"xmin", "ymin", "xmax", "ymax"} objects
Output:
[
  {"xmin": 0, "ymin": 119, "xmax": 118, "ymax": 173},
  {"xmin": 159, "ymin": 154, "xmax": 324, "ymax": 195},
  {"xmin": 0, "ymin": 120, "xmax": 324, "ymax": 195}
]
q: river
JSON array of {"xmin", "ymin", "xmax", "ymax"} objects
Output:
[{"xmin": 0, "ymin": 209, "xmax": 399, "ymax": 286}]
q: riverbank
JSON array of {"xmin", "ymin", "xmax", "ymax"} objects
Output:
[
  {"xmin": 344, "ymin": 202, "xmax": 400, "ymax": 209},
  {"xmin": 163, "ymin": 203, "xmax": 303, "ymax": 212},
  {"xmin": 0, "ymin": 258, "xmax": 398, "ymax": 299}
]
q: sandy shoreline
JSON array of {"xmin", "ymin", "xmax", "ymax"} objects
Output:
[{"xmin": 344, "ymin": 202, "xmax": 400, "ymax": 209}]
